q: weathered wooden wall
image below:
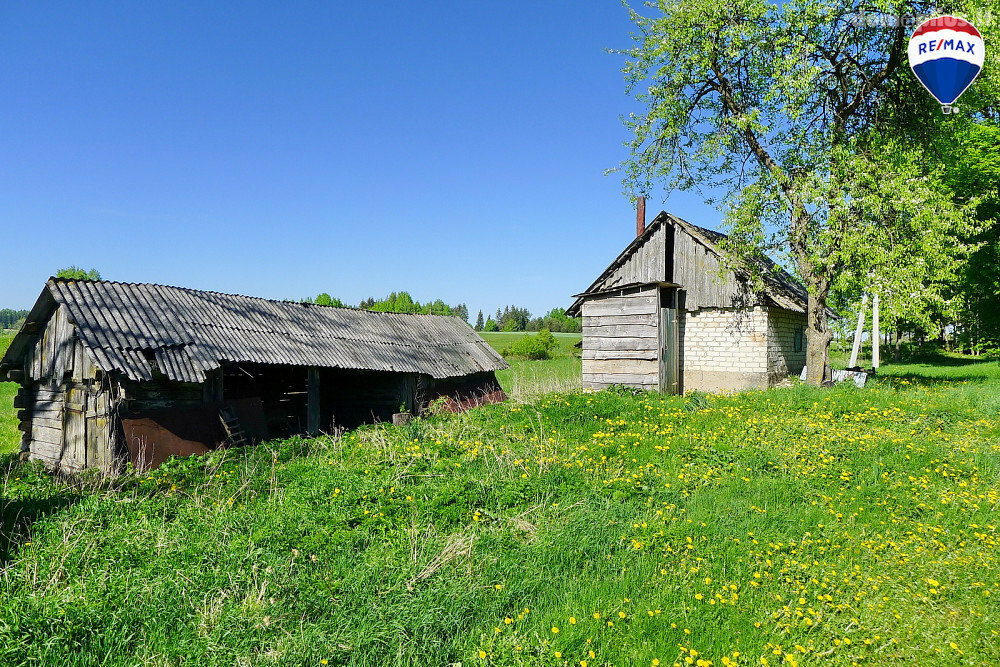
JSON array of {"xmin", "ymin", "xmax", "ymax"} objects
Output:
[
  {"xmin": 590, "ymin": 224, "xmax": 668, "ymax": 292},
  {"xmin": 671, "ymin": 228, "xmax": 748, "ymax": 312},
  {"xmin": 581, "ymin": 288, "xmax": 660, "ymax": 390},
  {"xmin": 586, "ymin": 221, "xmax": 750, "ymax": 313},
  {"xmin": 16, "ymin": 304, "xmax": 117, "ymax": 473}
]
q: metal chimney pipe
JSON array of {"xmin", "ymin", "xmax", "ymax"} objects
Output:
[{"xmin": 636, "ymin": 196, "xmax": 646, "ymax": 237}]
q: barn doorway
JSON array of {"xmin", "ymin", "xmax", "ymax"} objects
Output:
[{"xmin": 659, "ymin": 287, "xmax": 680, "ymax": 394}]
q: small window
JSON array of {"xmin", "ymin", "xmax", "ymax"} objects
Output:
[{"xmin": 793, "ymin": 327, "xmax": 805, "ymax": 353}]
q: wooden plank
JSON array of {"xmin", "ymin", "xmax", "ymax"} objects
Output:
[
  {"xmin": 583, "ymin": 300, "xmax": 658, "ymax": 317},
  {"xmin": 86, "ymin": 390, "xmax": 110, "ymax": 472},
  {"xmin": 582, "ymin": 350, "xmax": 658, "ymax": 361},
  {"xmin": 582, "ymin": 373, "xmax": 658, "ymax": 386},
  {"xmin": 660, "ymin": 304, "xmax": 679, "ymax": 395},
  {"xmin": 307, "ymin": 367, "xmax": 320, "ymax": 435},
  {"xmin": 64, "ymin": 386, "xmax": 86, "ymax": 470},
  {"xmin": 584, "ymin": 359, "xmax": 659, "ymax": 376},
  {"xmin": 21, "ymin": 416, "xmax": 62, "ymax": 430},
  {"xmin": 582, "ymin": 337, "xmax": 658, "ymax": 352},
  {"xmin": 128, "ymin": 398, "xmax": 202, "ymax": 412},
  {"xmin": 33, "ymin": 387, "xmax": 64, "ymax": 399},
  {"xmin": 29, "ymin": 444, "xmax": 60, "ymax": 462},
  {"xmin": 582, "ymin": 314, "xmax": 657, "ymax": 327},
  {"xmin": 30, "ymin": 398, "xmax": 65, "ymax": 411},
  {"xmin": 30, "ymin": 424, "xmax": 63, "ymax": 446},
  {"xmin": 21, "ymin": 407, "xmax": 63, "ymax": 419},
  {"xmin": 583, "ymin": 324, "xmax": 658, "ymax": 338}
]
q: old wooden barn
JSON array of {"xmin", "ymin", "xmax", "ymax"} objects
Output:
[
  {"xmin": 0, "ymin": 278, "xmax": 507, "ymax": 473},
  {"xmin": 567, "ymin": 207, "xmax": 809, "ymax": 393}
]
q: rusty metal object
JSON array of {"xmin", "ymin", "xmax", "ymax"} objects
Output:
[{"xmin": 122, "ymin": 397, "xmax": 267, "ymax": 471}]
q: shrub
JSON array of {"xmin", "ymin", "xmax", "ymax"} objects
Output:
[{"xmin": 502, "ymin": 329, "xmax": 557, "ymax": 360}]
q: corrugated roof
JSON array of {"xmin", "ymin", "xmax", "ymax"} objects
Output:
[
  {"xmin": 566, "ymin": 212, "xmax": 811, "ymax": 316},
  {"xmin": 2, "ymin": 279, "xmax": 507, "ymax": 382}
]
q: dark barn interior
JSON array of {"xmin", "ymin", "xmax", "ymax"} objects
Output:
[{"xmin": 0, "ymin": 279, "xmax": 508, "ymax": 473}]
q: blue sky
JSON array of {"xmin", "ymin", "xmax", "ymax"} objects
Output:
[{"xmin": 0, "ymin": 1, "xmax": 718, "ymax": 318}]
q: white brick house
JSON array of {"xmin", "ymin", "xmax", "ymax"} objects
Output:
[{"xmin": 566, "ymin": 210, "xmax": 808, "ymax": 393}]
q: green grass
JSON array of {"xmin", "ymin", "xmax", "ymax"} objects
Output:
[
  {"xmin": 480, "ymin": 331, "xmax": 582, "ymax": 358},
  {"xmin": 0, "ymin": 333, "xmax": 17, "ymax": 455},
  {"xmin": 1, "ymin": 353, "xmax": 999, "ymax": 665},
  {"xmin": 481, "ymin": 332, "xmax": 582, "ymax": 400}
]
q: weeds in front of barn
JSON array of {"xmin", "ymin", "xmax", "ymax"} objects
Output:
[{"xmin": 0, "ymin": 358, "xmax": 999, "ymax": 665}]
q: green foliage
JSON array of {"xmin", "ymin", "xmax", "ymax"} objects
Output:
[
  {"xmin": 1, "ymin": 357, "xmax": 1000, "ymax": 664},
  {"xmin": 940, "ymin": 122, "xmax": 1000, "ymax": 350},
  {"xmin": 500, "ymin": 329, "xmax": 558, "ymax": 360},
  {"xmin": 618, "ymin": 0, "xmax": 978, "ymax": 384},
  {"xmin": 0, "ymin": 310, "xmax": 28, "ymax": 330},
  {"xmin": 474, "ymin": 310, "xmax": 484, "ymax": 331},
  {"xmin": 55, "ymin": 266, "xmax": 100, "ymax": 281},
  {"xmin": 526, "ymin": 307, "xmax": 582, "ymax": 333},
  {"xmin": 495, "ymin": 306, "xmax": 530, "ymax": 332},
  {"xmin": 314, "ymin": 293, "xmax": 346, "ymax": 308},
  {"xmin": 483, "ymin": 318, "xmax": 498, "ymax": 332},
  {"xmin": 361, "ymin": 292, "xmax": 469, "ymax": 321}
]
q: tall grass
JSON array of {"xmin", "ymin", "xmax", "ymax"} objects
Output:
[
  {"xmin": 481, "ymin": 332, "xmax": 582, "ymax": 401},
  {"xmin": 1, "ymin": 355, "xmax": 998, "ymax": 665},
  {"xmin": 0, "ymin": 333, "xmax": 18, "ymax": 455}
]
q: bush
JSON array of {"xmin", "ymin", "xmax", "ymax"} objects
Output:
[{"xmin": 501, "ymin": 329, "xmax": 557, "ymax": 360}]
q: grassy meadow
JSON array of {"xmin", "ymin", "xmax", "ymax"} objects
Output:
[
  {"xmin": 481, "ymin": 331, "xmax": 582, "ymax": 400},
  {"xmin": 1, "ymin": 333, "xmax": 17, "ymax": 456},
  {"xmin": 1, "ymin": 346, "xmax": 999, "ymax": 665}
]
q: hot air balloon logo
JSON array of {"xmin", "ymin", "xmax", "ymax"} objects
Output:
[{"xmin": 908, "ymin": 15, "xmax": 984, "ymax": 114}]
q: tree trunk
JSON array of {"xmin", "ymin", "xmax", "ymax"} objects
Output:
[
  {"xmin": 894, "ymin": 330, "xmax": 902, "ymax": 362},
  {"xmin": 804, "ymin": 289, "xmax": 833, "ymax": 386}
]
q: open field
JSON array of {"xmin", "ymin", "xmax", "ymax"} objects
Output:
[
  {"xmin": 0, "ymin": 333, "xmax": 16, "ymax": 456},
  {"xmin": 1, "ymin": 354, "xmax": 999, "ymax": 665},
  {"xmin": 481, "ymin": 331, "xmax": 582, "ymax": 400},
  {"xmin": 479, "ymin": 331, "xmax": 582, "ymax": 358}
]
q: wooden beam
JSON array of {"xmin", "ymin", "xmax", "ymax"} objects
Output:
[
  {"xmin": 660, "ymin": 302, "xmax": 680, "ymax": 395},
  {"xmin": 848, "ymin": 294, "xmax": 867, "ymax": 368},
  {"xmin": 307, "ymin": 367, "xmax": 320, "ymax": 436},
  {"xmin": 872, "ymin": 293, "xmax": 880, "ymax": 370}
]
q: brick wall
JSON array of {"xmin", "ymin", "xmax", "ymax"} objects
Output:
[
  {"xmin": 681, "ymin": 306, "xmax": 769, "ymax": 372},
  {"xmin": 766, "ymin": 307, "xmax": 807, "ymax": 381}
]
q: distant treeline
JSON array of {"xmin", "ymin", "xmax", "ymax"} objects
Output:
[
  {"xmin": 1, "ymin": 309, "xmax": 29, "ymax": 330},
  {"xmin": 297, "ymin": 291, "xmax": 579, "ymax": 332},
  {"xmin": 473, "ymin": 306, "xmax": 581, "ymax": 333},
  {"xmin": 299, "ymin": 291, "xmax": 468, "ymax": 321}
]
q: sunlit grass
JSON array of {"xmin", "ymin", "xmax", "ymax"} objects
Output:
[{"xmin": 1, "ymin": 353, "xmax": 998, "ymax": 665}]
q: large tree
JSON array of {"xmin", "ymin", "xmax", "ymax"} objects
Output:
[{"xmin": 619, "ymin": 0, "xmax": 980, "ymax": 383}]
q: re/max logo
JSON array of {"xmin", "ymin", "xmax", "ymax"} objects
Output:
[{"xmin": 917, "ymin": 38, "xmax": 977, "ymax": 54}]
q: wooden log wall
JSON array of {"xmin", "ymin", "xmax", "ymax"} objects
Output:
[
  {"xmin": 581, "ymin": 289, "xmax": 660, "ymax": 390},
  {"xmin": 121, "ymin": 377, "xmax": 204, "ymax": 414},
  {"xmin": 16, "ymin": 304, "xmax": 118, "ymax": 473},
  {"xmin": 672, "ymin": 229, "xmax": 747, "ymax": 312},
  {"xmin": 597, "ymin": 223, "xmax": 669, "ymax": 290}
]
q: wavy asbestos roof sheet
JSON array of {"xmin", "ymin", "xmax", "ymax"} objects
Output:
[{"xmin": 8, "ymin": 279, "xmax": 507, "ymax": 383}]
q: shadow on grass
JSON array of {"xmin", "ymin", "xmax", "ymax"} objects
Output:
[
  {"xmin": 868, "ymin": 352, "xmax": 998, "ymax": 386},
  {"xmin": 0, "ymin": 453, "xmax": 81, "ymax": 566}
]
